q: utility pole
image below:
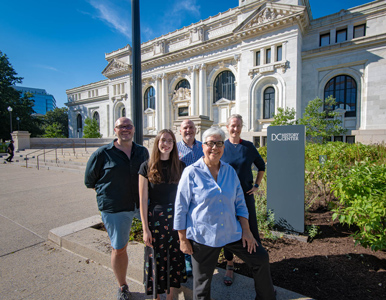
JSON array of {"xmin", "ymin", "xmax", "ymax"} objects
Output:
[{"xmin": 131, "ymin": 0, "xmax": 143, "ymax": 145}]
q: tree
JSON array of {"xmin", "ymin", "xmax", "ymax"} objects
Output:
[
  {"xmin": 43, "ymin": 107, "xmax": 68, "ymax": 137},
  {"xmin": 0, "ymin": 51, "xmax": 42, "ymax": 139},
  {"xmin": 43, "ymin": 122, "xmax": 66, "ymax": 138},
  {"xmin": 83, "ymin": 117, "xmax": 101, "ymax": 138},
  {"xmin": 299, "ymin": 96, "xmax": 347, "ymax": 143},
  {"xmin": 271, "ymin": 107, "xmax": 297, "ymax": 126},
  {"xmin": 271, "ymin": 96, "xmax": 347, "ymax": 143}
]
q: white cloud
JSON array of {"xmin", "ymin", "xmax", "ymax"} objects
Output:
[
  {"xmin": 34, "ymin": 64, "xmax": 59, "ymax": 72},
  {"xmin": 86, "ymin": 0, "xmax": 131, "ymax": 39}
]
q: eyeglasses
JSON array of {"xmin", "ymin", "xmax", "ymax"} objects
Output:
[
  {"xmin": 160, "ymin": 138, "xmax": 174, "ymax": 144},
  {"xmin": 115, "ymin": 124, "xmax": 134, "ymax": 130},
  {"xmin": 203, "ymin": 141, "xmax": 224, "ymax": 148}
]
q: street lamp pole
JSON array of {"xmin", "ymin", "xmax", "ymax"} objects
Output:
[
  {"xmin": 16, "ymin": 117, "xmax": 20, "ymax": 131},
  {"xmin": 7, "ymin": 106, "xmax": 13, "ymax": 138}
]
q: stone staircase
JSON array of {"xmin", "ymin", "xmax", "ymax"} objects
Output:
[{"xmin": 2, "ymin": 147, "xmax": 100, "ymax": 173}]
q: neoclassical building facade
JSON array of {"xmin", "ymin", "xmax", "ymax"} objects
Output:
[{"xmin": 66, "ymin": 0, "xmax": 386, "ymax": 145}]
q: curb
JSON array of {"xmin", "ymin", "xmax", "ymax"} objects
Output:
[{"xmin": 49, "ymin": 215, "xmax": 313, "ymax": 300}]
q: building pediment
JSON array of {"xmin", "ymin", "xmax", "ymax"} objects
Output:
[
  {"xmin": 234, "ymin": 3, "xmax": 308, "ymax": 35},
  {"xmin": 102, "ymin": 59, "xmax": 132, "ymax": 79},
  {"xmin": 214, "ymin": 98, "xmax": 234, "ymax": 106}
]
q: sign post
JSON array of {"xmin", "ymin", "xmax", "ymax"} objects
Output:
[{"xmin": 267, "ymin": 125, "xmax": 306, "ymax": 233}]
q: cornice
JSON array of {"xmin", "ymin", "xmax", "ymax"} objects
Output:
[
  {"xmin": 65, "ymin": 95, "xmax": 109, "ymax": 106},
  {"xmin": 66, "ymin": 79, "xmax": 109, "ymax": 94},
  {"xmin": 302, "ymin": 33, "xmax": 386, "ymax": 60},
  {"xmin": 141, "ymin": 3, "xmax": 308, "ymax": 70}
]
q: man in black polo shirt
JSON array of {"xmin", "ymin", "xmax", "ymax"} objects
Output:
[{"xmin": 85, "ymin": 117, "xmax": 149, "ymax": 300}]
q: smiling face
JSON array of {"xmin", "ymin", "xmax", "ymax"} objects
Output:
[
  {"xmin": 180, "ymin": 120, "xmax": 196, "ymax": 145},
  {"xmin": 114, "ymin": 117, "xmax": 135, "ymax": 142},
  {"xmin": 226, "ymin": 117, "xmax": 242, "ymax": 139},
  {"xmin": 203, "ymin": 134, "xmax": 224, "ymax": 164},
  {"xmin": 158, "ymin": 132, "xmax": 174, "ymax": 157}
]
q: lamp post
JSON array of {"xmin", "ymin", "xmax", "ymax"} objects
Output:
[
  {"xmin": 7, "ymin": 106, "xmax": 13, "ymax": 137},
  {"xmin": 16, "ymin": 117, "xmax": 20, "ymax": 131}
]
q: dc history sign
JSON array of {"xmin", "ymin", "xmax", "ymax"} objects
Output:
[{"xmin": 267, "ymin": 125, "xmax": 305, "ymax": 233}]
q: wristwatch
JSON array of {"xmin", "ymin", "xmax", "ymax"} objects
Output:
[{"xmin": 253, "ymin": 183, "xmax": 259, "ymax": 188}]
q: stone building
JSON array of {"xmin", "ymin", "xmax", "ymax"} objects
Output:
[{"xmin": 66, "ymin": 0, "xmax": 386, "ymax": 145}]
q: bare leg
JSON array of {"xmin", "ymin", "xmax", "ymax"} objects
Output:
[
  {"xmin": 111, "ymin": 244, "xmax": 128, "ymax": 287},
  {"xmin": 166, "ymin": 287, "xmax": 175, "ymax": 300}
]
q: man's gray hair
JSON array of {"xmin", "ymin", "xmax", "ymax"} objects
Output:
[
  {"xmin": 202, "ymin": 127, "xmax": 226, "ymax": 141},
  {"xmin": 227, "ymin": 114, "xmax": 243, "ymax": 126}
]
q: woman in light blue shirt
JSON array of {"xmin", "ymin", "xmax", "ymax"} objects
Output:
[{"xmin": 174, "ymin": 127, "xmax": 276, "ymax": 300}]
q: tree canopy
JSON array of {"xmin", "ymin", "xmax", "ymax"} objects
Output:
[
  {"xmin": 271, "ymin": 96, "xmax": 347, "ymax": 143},
  {"xmin": 0, "ymin": 51, "xmax": 42, "ymax": 140},
  {"xmin": 83, "ymin": 117, "xmax": 102, "ymax": 138}
]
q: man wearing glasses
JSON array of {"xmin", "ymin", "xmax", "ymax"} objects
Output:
[{"xmin": 85, "ymin": 117, "xmax": 149, "ymax": 300}]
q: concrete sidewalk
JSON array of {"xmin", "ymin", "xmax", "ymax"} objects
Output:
[{"xmin": 0, "ymin": 162, "xmax": 312, "ymax": 299}]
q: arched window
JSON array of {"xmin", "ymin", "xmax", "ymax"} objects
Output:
[
  {"xmin": 175, "ymin": 79, "xmax": 190, "ymax": 90},
  {"xmin": 144, "ymin": 86, "xmax": 155, "ymax": 110},
  {"xmin": 213, "ymin": 71, "xmax": 235, "ymax": 103},
  {"xmin": 324, "ymin": 75, "xmax": 357, "ymax": 117},
  {"xmin": 93, "ymin": 111, "xmax": 100, "ymax": 127},
  {"xmin": 263, "ymin": 87, "xmax": 275, "ymax": 119},
  {"xmin": 121, "ymin": 107, "xmax": 126, "ymax": 117},
  {"xmin": 76, "ymin": 114, "xmax": 82, "ymax": 137}
]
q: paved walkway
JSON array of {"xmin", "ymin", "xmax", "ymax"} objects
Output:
[{"xmin": 0, "ymin": 162, "xmax": 312, "ymax": 299}]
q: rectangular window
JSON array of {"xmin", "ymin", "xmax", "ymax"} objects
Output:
[
  {"xmin": 266, "ymin": 48, "xmax": 271, "ymax": 64},
  {"xmin": 346, "ymin": 136, "xmax": 355, "ymax": 144},
  {"xmin": 320, "ymin": 33, "xmax": 330, "ymax": 47},
  {"xmin": 178, "ymin": 107, "xmax": 189, "ymax": 117},
  {"xmin": 336, "ymin": 28, "xmax": 347, "ymax": 43},
  {"xmin": 256, "ymin": 51, "xmax": 261, "ymax": 66},
  {"xmin": 262, "ymin": 136, "xmax": 267, "ymax": 146},
  {"xmin": 253, "ymin": 137, "xmax": 261, "ymax": 148},
  {"xmin": 353, "ymin": 24, "xmax": 366, "ymax": 38},
  {"xmin": 334, "ymin": 136, "xmax": 343, "ymax": 142},
  {"xmin": 276, "ymin": 45, "xmax": 282, "ymax": 61}
]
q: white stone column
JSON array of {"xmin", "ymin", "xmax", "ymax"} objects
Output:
[
  {"xmin": 161, "ymin": 73, "xmax": 169, "ymax": 129},
  {"xmin": 261, "ymin": 48, "xmax": 265, "ymax": 64},
  {"xmin": 234, "ymin": 54, "xmax": 241, "ymax": 117},
  {"xmin": 271, "ymin": 45, "xmax": 276, "ymax": 62},
  {"xmin": 189, "ymin": 66, "xmax": 199, "ymax": 116},
  {"xmin": 155, "ymin": 75, "xmax": 162, "ymax": 131},
  {"xmin": 199, "ymin": 63, "xmax": 207, "ymax": 116}
]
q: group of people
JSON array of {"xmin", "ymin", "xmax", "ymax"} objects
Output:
[{"xmin": 85, "ymin": 115, "xmax": 276, "ymax": 300}]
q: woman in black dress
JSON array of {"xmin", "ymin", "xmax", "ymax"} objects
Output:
[{"xmin": 139, "ymin": 129, "xmax": 187, "ymax": 300}]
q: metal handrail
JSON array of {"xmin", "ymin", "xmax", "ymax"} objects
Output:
[
  {"xmin": 36, "ymin": 148, "xmax": 58, "ymax": 170},
  {"xmin": 25, "ymin": 147, "xmax": 47, "ymax": 168}
]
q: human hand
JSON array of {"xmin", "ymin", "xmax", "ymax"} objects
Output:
[
  {"xmin": 179, "ymin": 239, "xmax": 193, "ymax": 255},
  {"xmin": 246, "ymin": 186, "xmax": 258, "ymax": 195},
  {"xmin": 143, "ymin": 228, "xmax": 153, "ymax": 248},
  {"xmin": 242, "ymin": 230, "xmax": 258, "ymax": 253}
]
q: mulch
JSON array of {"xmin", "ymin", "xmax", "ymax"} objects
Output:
[{"xmin": 218, "ymin": 208, "xmax": 386, "ymax": 300}]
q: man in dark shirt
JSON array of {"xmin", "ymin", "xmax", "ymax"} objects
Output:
[
  {"xmin": 6, "ymin": 140, "xmax": 14, "ymax": 162},
  {"xmin": 85, "ymin": 117, "xmax": 149, "ymax": 300}
]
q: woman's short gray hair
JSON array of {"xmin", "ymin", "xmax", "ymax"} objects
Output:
[
  {"xmin": 202, "ymin": 127, "xmax": 226, "ymax": 142},
  {"xmin": 227, "ymin": 114, "xmax": 243, "ymax": 126}
]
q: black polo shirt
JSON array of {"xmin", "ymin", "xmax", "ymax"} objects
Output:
[{"xmin": 85, "ymin": 140, "xmax": 149, "ymax": 213}]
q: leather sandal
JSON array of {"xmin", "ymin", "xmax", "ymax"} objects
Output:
[{"xmin": 223, "ymin": 264, "xmax": 234, "ymax": 286}]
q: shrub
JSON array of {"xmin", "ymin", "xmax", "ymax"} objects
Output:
[{"xmin": 331, "ymin": 162, "xmax": 386, "ymax": 251}]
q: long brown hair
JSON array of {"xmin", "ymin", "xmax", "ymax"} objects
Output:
[{"xmin": 148, "ymin": 129, "xmax": 183, "ymax": 184}]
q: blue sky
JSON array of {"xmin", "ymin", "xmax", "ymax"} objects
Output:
[{"xmin": 1, "ymin": 0, "xmax": 371, "ymax": 108}]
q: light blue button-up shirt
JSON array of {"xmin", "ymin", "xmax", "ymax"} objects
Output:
[{"xmin": 174, "ymin": 157, "xmax": 249, "ymax": 248}]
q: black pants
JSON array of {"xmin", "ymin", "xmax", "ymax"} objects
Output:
[
  {"xmin": 224, "ymin": 193, "xmax": 261, "ymax": 261},
  {"xmin": 191, "ymin": 240, "xmax": 276, "ymax": 300},
  {"xmin": 6, "ymin": 152, "xmax": 14, "ymax": 162}
]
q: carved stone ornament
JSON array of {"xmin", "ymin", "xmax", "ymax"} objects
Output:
[{"xmin": 102, "ymin": 59, "xmax": 131, "ymax": 79}]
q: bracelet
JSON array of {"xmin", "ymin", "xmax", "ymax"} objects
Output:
[{"xmin": 253, "ymin": 183, "xmax": 259, "ymax": 188}]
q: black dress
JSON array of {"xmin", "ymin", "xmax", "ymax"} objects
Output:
[{"xmin": 138, "ymin": 159, "xmax": 187, "ymax": 298}]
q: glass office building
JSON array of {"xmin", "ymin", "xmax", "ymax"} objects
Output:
[{"xmin": 14, "ymin": 86, "xmax": 56, "ymax": 115}]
